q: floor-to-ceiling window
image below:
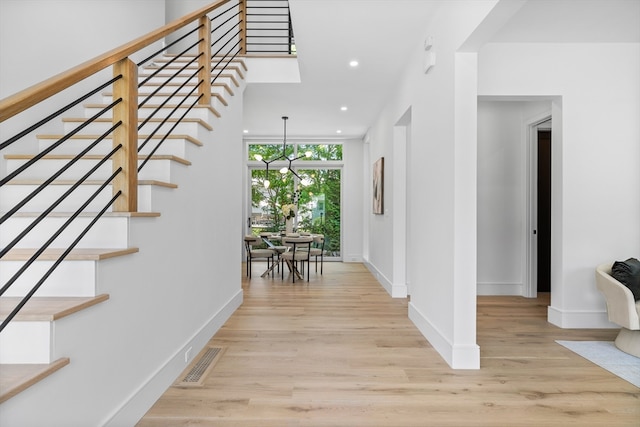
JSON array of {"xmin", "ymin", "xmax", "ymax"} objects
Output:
[{"xmin": 247, "ymin": 141, "xmax": 343, "ymax": 259}]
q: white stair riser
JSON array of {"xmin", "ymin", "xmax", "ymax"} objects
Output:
[
  {"xmin": 6, "ymin": 158, "xmax": 179, "ymax": 182},
  {"xmin": 83, "ymin": 105, "xmax": 219, "ymax": 121},
  {"xmin": 38, "ymin": 137, "xmax": 195, "ymax": 158},
  {"xmin": 1, "ymin": 216, "xmax": 129, "ymax": 249},
  {"xmin": 0, "ymin": 184, "xmax": 155, "ymax": 213},
  {"xmin": 0, "ymin": 321, "xmax": 52, "ymax": 364},
  {"xmin": 0, "ymin": 260, "xmax": 97, "ymax": 297},
  {"xmin": 63, "ymin": 120, "xmax": 206, "ymax": 138}
]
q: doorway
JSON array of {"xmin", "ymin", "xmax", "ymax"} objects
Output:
[
  {"xmin": 527, "ymin": 117, "xmax": 552, "ymax": 297},
  {"xmin": 536, "ymin": 128, "xmax": 551, "ymax": 292}
]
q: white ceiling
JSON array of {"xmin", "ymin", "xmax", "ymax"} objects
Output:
[{"xmin": 242, "ymin": 0, "xmax": 640, "ymax": 140}]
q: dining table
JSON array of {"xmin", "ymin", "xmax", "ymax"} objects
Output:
[
  {"xmin": 259, "ymin": 234, "xmax": 289, "ymax": 278},
  {"xmin": 260, "ymin": 233, "xmax": 316, "ymax": 280}
]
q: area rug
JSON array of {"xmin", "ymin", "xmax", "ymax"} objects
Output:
[{"xmin": 556, "ymin": 340, "xmax": 640, "ymax": 388}]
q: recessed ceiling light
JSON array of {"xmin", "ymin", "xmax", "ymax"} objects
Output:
[
  {"xmin": 336, "ymin": 129, "xmax": 342, "ymax": 134},
  {"xmin": 243, "ymin": 129, "xmax": 249, "ymax": 134},
  {"xmin": 349, "ymin": 60, "xmax": 359, "ymax": 67},
  {"xmin": 340, "ymin": 106, "xmax": 348, "ymax": 111}
]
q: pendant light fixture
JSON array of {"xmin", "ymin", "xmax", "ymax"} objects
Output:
[{"xmin": 253, "ymin": 116, "xmax": 311, "ymax": 188}]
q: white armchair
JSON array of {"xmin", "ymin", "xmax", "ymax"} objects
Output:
[{"xmin": 595, "ymin": 262, "xmax": 640, "ymax": 357}]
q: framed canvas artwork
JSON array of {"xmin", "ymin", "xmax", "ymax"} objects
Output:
[{"xmin": 373, "ymin": 157, "xmax": 384, "ymax": 214}]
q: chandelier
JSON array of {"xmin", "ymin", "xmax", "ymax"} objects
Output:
[{"xmin": 254, "ymin": 116, "xmax": 311, "ymax": 188}]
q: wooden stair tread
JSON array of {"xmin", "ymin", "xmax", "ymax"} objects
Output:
[
  {"xmin": 144, "ymin": 76, "xmax": 239, "ymax": 88},
  {"xmin": 122, "ymin": 82, "xmax": 235, "ymax": 96},
  {"xmin": 61, "ymin": 117, "xmax": 213, "ymax": 131},
  {"xmin": 36, "ymin": 133, "xmax": 204, "ymax": 146},
  {"xmin": 4, "ymin": 154, "xmax": 191, "ymax": 166},
  {"xmin": 242, "ymin": 52, "xmax": 296, "ymax": 60},
  {"xmin": 144, "ymin": 62, "xmax": 244, "ymax": 69},
  {"xmin": 0, "ymin": 294, "xmax": 109, "ymax": 321},
  {"xmin": 5, "ymin": 179, "xmax": 178, "ymax": 188},
  {"xmin": 85, "ymin": 101, "xmax": 225, "ymax": 113},
  {"xmin": 2, "ymin": 247, "xmax": 139, "ymax": 261},
  {"xmin": 142, "ymin": 65, "xmax": 245, "ymax": 79},
  {"xmin": 0, "ymin": 358, "xmax": 70, "ymax": 404},
  {"xmin": 159, "ymin": 55, "xmax": 248, "ymax": 71},
  {"xmin": 103, "ymin": 85, "xmax": 233, "ymax": 97}
]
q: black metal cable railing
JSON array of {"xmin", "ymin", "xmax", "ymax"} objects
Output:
[
  {"xmin": 0, "ymin": 77, "xmax": 121, "ymax": 153},
  {"xmin": 0, "ymin": 103, "xmax": 123, "ymax": 226},
  {"xmin": 138, "ymin": 58, "xmax": 202, "ymax": 128},
  {"xmin": 0, "ymin": 180, "xmax": 123, "ymax": 332},
  {"xmin": 0, "ymin": 0, "xmax": 247, "ymax": 336},
  {"xmin": 137, "ymin": 4, "xmax": 242, "ymax": 170},
  {"xmin": 0, "ymin": 99, "xmax": 122, "ymax": 191},
  {"xmin": 139, "ymin": 93, "xmax": 205, "ymax": 172},
  {"xmin": 138, "ymin": 71, "xmax": 204, "ymax": 159},
  {"xmin": 245, "ymin": 0, "xmax": 294, "ymax": 54},
  {"xmin": 0, "ymin": 145, "xmax": 124, "ymax": 297},
  {"xmin": 137, "ymin": 40, "xmax": 203, "ymax": 108},
  {"xmin": 0, "ymin": 122, "xmax": 122, "ymax": 259}
]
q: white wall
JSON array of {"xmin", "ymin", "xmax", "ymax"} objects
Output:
[
  {"xmin": 476, "ymin": 100, "xmax": 551, "ymax": 295},
  {"xmin": 478, "ymin": 43, "xmax": 640, "ymax": 327},
  {"xmin": 0, "ymin": 0, "xmax": 166, "ymax": 172},
  {"xmin": 342, "ymin": 138, "xmax": 364, "ymax": 262},
  {"xmin": 0, "ymin": 0, "xmax": 165, "ymax": 97},
  {"xmin": 365, "ymin": 0, "xmax": 500, "ymax": 369}
]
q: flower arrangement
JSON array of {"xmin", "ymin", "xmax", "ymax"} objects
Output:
[{"xmin": 282, "ymin": 204, "xmax": 297, "ymax": 220}]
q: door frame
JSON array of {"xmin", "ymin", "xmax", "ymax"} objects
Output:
[
  {"xmin": 525, "ymin": 113, "xmax": 552, "ymax": 298},
  {"xmin": 392, "ymin": 108, "xmax": 411, "ymax": 297}
]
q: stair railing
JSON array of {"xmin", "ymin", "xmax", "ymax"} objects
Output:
[
  {"xmin": 245, "ymin": 0, "xmax": 295, "ymax": 54},
  {"xmin": 0, "ymin": 0, "xmax": 245, "ymax": 333}
]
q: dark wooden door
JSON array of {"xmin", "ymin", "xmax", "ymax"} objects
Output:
[{"xmin": 537, "ymin": 130, "xmax": 552, "ymax": 292}]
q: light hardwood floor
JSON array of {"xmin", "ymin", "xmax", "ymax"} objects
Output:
[{"xmin": 137, "ymin": 262, "xmax": 639, "ymax": 426}]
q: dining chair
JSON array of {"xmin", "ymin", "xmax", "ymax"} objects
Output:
[
  {"xmin": 296, "ymin": 233, "xmax": 325, "ymax": 274},
  {"xmin": 244, "ymin": 235, "xmax": 275, "ymax": 278},
  {"xmin": 280, "ymin": 236, "xmax": 313, "ymax": 282},
  {"xmin": 310, "ymin": 234, "xmax": 325, "ymax": 274}
]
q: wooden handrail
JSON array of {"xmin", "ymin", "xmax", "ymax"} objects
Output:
[{"xmin": 0, "ymin": 0, "xmax": 234, "ymax": 123}]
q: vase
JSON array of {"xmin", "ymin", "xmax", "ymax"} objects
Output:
[{"xmin": 285, "ymin": 218, "xmax": 294, "ymax": 235}]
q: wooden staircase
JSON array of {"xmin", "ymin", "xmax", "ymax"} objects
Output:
[{"xmin": 0, "ymin": 55, "xmax": 247, "ymax": 404}]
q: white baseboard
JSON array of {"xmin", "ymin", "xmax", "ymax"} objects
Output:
[
  {"xmin": 477, "ymin": 282, "xmax": 523, "ymax": 296},
  {"xmin": 363, "ymin": 261, "xmax": 407, "ymax": 298},
  {"xmin": 547, "ymin": 305, "xmax": 619, "ymax": 329},
  {"xmin": 103, "ymin": 289, "xmax": 243, "ymax": 427},
  {"xmin": 408, "ymin": 302, "xmax": 479, "ymax": 369}
]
